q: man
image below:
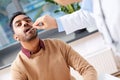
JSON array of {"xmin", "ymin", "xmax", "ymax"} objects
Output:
[{"xmin": 10, "ymin": 12, "xmax": 97, "ymax": 80}]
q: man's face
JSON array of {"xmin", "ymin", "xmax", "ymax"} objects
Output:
[{"xmin": 12, "ymin": 14, "xmax": 37, "ymax": 42}]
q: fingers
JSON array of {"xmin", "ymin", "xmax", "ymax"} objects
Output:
[
  {"xmin": 33, "ymin": 18, "xmax": 42, "ymax": 26},
  {"xmin": 33, "ymin": 24, "xmax": 45, "ymax": 30},
  {"xmin": 33, "ymin": 15, "xmax": 57, "ymax": 30},
  {"xmin": 33, "ymin": 17, "xmax": 45, "ymax": 30}
]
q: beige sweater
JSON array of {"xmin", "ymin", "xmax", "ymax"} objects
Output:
[{"xmin": 11, "ymin": 39, "xmax": 97, "ymax": 80}]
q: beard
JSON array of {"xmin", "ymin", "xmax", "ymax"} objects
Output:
[
  {"xmin": 20, "ymin": 28, "xmax": 38, "ymax": 42},
  {"xmin": 24, "ymin": 30, "xmax": 38, "ymax": 41},
  {"xmin": 26, "ymin": 32, "xmax": 38, "ymax": 41}
]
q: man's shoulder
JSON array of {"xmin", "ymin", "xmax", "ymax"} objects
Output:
[{"xmin": 11, "ymin": 51, "xmax": 23, "ymax": 69}]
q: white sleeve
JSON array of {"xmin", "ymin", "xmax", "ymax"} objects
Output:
[
  {"xmin": 102, "ymin": 0, "xmax": 120, "ymax": 43},
  {"xmin": 93, "ymin": 0, "xmax": 120, "ymax": 44},
  {"xmin": 59, "ymin": 9, "xmax": 97, "ymax": 34}
]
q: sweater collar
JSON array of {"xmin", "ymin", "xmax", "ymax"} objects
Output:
[{"xmin": 21, "ymin": 39, "xmax": 45, "ymax": 58}]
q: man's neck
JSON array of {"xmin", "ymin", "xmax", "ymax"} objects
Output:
[{"xmin": 21, "ymin": 37, "xmax": 40, "ymax": 53}]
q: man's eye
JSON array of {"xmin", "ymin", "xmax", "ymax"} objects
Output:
[{"xmin": 16, "ymin": 23, "xmax": 22, "ymax": 27}]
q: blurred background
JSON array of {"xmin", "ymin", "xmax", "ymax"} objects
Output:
[{"xmin": 1, "ymin": 0, "xmax": 120, "ymax": 80}]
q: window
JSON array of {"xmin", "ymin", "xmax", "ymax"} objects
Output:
[{"xmin": 0, "ymin": 0, "xmax": 14, "ymax": 49}]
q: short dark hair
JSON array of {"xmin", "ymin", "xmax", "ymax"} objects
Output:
[{"xmin": 9, "ymin": 11, "xmax": 26, "ymax": 32}]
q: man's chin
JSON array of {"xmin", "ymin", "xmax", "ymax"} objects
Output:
[
  {"xmin": 31, "ymin": 33, "xmax": 38, "ymax": 40},
  {"xmin": 25, "ymin": 33, "xmax": 38, "ymax": 41}
]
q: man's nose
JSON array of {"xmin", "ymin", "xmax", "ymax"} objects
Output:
[{"xmin": 22, "ymin": 21, "xmax": 29, "ymax": 27}]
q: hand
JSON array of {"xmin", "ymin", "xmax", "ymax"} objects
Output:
[{"xmin": 33, "ymin": 15, "xmax": 58, "ymax": 30}]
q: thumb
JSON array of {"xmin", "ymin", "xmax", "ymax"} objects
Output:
[
  {"xmin": 33, "ymin": 25, "xmax": 45, "ymax": 30},
  {"xmin": 33, "ymin": 22, "xmax": 45, "ymax": 29},
  {"xmin": 33, "ymin": 17, "xmax": 43, "ymax": 26},
  {"xmin": 33, "ymin": 18, "xmax": 44, "ymax": 29}
]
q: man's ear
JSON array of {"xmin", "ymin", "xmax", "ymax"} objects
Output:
[{"xmin": 13, "ymin": 34, "xmax": 20, "ymax": 41}]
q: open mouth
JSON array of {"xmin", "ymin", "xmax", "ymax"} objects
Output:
[{"xmin": 24, "ymin": 28, "xmax": 34, "ymax": 33}]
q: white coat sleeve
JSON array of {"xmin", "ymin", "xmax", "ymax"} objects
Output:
[{"xmin": 58, "ymin": 9, "xmax": 97, "ymax": 34}]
